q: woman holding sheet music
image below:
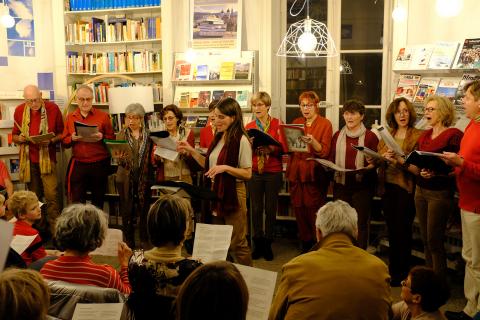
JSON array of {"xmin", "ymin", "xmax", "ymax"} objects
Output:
[
  {"xmin": 377, "ymin": 97, "xmax": 422, "ymax": 286},
  {"xmin": 329, "ymin": 99, "xmax": 378, "ymax": 249},
  {"xmin": 115, "ymin": 103, "xmax": 154, "ymax": 249},
  {"xmin": 410, "ymin": 95, "xmax": 462, "ymax": 280},
  {"xmin": 177, "ymin": 97, "xmax": 253, "ymax": 266},
  {"xmin": 245, "ymin": 92, "xmax": 284, "ymax": 261}
]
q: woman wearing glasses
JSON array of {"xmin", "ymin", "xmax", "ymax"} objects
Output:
[
  {"xmin": 410, "ymin": 95, "xmax": 462, "ymax": 280},
  {"xmin": 115, "ymin": 103, "xmax": 154, "ymax": 248},
  {"xmin": 377, "ymin": 97, "xmax": 422, "ymax": 286},
  {"xmin": 286, "ymin": 91, "xmax": 332, "ymax": 252}
]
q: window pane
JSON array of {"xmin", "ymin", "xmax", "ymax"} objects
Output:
[
  {"xmin": 340, "ymin": 53, "xmax": 382, "ymax": 105},
  {"xmin": 341, "ymin": 0, "xmax": 384, "ymax": 50},
  {"xmin": 286, "ymin": 0, "xmax": 328, "ymax": 105}
]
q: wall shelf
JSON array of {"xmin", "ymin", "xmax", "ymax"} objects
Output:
[
  {"xmin": 66, "ymin": 39, "xmax": 162, "ymax": 46},
  {"xmin": 65, "ymin": 6, "xmax": 161, "ymax": 16},
  {"xmin": 0, "ymin": 147, "xmax": 19, "ymax": 156}
]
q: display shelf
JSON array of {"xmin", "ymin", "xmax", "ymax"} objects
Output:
[
  {"xmin": 65, "ymin": 6, "xmax": 161, "ymax": 16},
  {"xmin": 172, "ymin": 79, "xmax": 252, "ymax": 86},
  {"xmin": 68, "ymin": 71, "xmax": 162, "ymax": 76},
  {"xmin": 0, "ymin": 147, "xmax": 19, "ymax": 156},
  {"xmin": 66, "ymin": 39, "xmax": 162, "ymax": 46}
]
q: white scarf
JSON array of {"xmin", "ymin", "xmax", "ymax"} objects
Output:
[{"xmin": 335, "ymin": 123, "xmax": 367, "ymax": 185}]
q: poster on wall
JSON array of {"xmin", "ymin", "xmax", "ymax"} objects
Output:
[
  {"xmin": 190, "ymin": 0, "xmax": 242, "ymax": 51},
  {"xmin": 6, "ymin": 0, "xmax": 35, "ymax": 57}
]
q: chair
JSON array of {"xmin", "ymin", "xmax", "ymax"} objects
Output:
[{"xmin": 47, "ymin": 280, "xmax": 127, "ymax": 320}]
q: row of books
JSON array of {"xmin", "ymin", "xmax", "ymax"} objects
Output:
[
  {"xmin": 394, "ymin": 73, "xmax": 480, "ymax": 105},
  {"xmin": 66, "ymin": 50, "xmax": 162, "ymax": 74},
  {"xmin": 176, "ymin": 90, "xmax": 250, "ymax": 109},
  {"xmin": 173, "ymin": 60, "xmax": 251, "ymax": 81},
  {"xmin": 66, "ymin": 0, "xmax": 160, "ymax": 11},
  {"xmin": 65, "ymin": 16, "xmax": 161, "ymax": 44},
  {"xmin": 393, "ymin": 38, "xmax": 480, "ymax": 70},
  {"xmin": 67, "ymin": 82, "xmax": 162, "ymax": 104},
  {"xmin": 286, "ymin": 67, "xmax": 323, "ymax": 80}
]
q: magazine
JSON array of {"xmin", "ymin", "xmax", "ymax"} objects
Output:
[
  {"xmin": 234, "ymin": 62, "xmax": 251, "ymax": 80},
  {"xmin": 197, "ymin": 91, "xmax": 211, "ymax": 108},
  {"xmin": 413, "ymin": 77, "xmax": 440, "ymax": 104},
  {"xmin": 454, "ymin": 38, "xmax": 480, "ymax": 69},
  {"xmin": 393, "ymin": 46, "xmax": 415, "ymax": 70},
  {"xmin": 219, "ymin": 61, "xmax": 235, "ymax": 80},
  {"xmin": 393, "ymin": 74, "xmax": 421, "ymax": 102},
  {"xmin": 435, "ymin": 77, "xmax": 461, "ymax": 102},
  {"xmin": 454, "ymin": 73, "xmax": 480, "ymax": 105},
  {"xmin": 427, "ymin": 42, "xmax": 459, "ymax": 69},
  {"xmin": 409, "ymin": 45, "xmax": 434, "ymax": 70},
  {"xmin": 279, "ymin": 124, "xmax": 308, "ymax": 153}
]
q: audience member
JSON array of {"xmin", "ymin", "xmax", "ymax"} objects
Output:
[
  {"xmin": 392, "ymin": 266, "xmax": 450, "ymax": 320},
  {"xmin": 176, "ymin": 261, "xmax": 249, "ymax": 320},
  {"xmin": 12, "ymin": 84, "xmax": 64, "ymax": 238},
  {"xmin": 330, "ymin": 99, "xmax": 378, "ymax": 249},
  {"xmin": 269, "ymin": 200, "xmax": 391, "ymax": 320},
  {"xmin": 286, "ymin": 91, "xmax": 332, "ymax": 252},
  {"xmin": 40, "ymin": 203, "xmax": 132, "ymax": 294},
  {"xmin": 128, "ymin": 194, "xmax": 202, "ymax": 320},
  {"xmin": 245, "ymin": 91, "xmax": 284, "ymax": 260},
  {"xmin": 0, "ymin": 268, "xmax": 50, "ymax": 320},
  {"xmin": 0, "ymin": 160, "xmax": 13, "ymax": 199},
  {"xmin": 199, "ymin": 99, "xmax": 218, "ymax": 149},
  {"xmin": 10, "ymin": 190, "xmax": 47, "ymax": 265},
  {"xmin": 62, "ymin": 85, "xmax": 115, "ymax": 208},
  {"xmin": 377, "ymin": 97, "xmax": 422, "ymax": 285}
]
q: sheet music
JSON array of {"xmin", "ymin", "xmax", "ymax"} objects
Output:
[
  {"xmin": 307, "ymin": 158, "xmax": 356, "ymax": 172},
  {"xmin": 192, "ymin": 223, "xmax": 233, "ymax": 263},
  {"xmin": 154, "ymin": 147, "xmax": 179, "ymax": 162},
  {"xmin": 72, "ymin": 303, "xmax": 124, "ymax": 320},
  {"xmin": 0, "ymin": 220, "xmax": 14, "ymax": 272},
  {"xmin": 91, "ymin": 229, "xmax": 123, "ymax": 256},
  {"xmin": 376, "ymin": 125, "xmax": 405, "ymax": 156},
  {"xmin": 351, "ymin": 145, "xmax": 386, "ymax": 161},
  {"xmin": 234, "ymin": 264, "xmax": 278, "ymax": 320},
  {"xmin": 10, "ymin": 234, "xmax": 37, "ymax": 255}
]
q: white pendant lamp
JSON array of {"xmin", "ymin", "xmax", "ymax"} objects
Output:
[
  {"xmin": 1, "ymin": 1, "xmax": 14, "ymax": 28},
  {"xmin": 435, "ymin": 0, "xmax": 463, "ymax": 17}
]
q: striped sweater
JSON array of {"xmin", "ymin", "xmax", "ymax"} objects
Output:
[{"xmin": 40, "ymin": 255, "xmax": 131, "ymax": 294}]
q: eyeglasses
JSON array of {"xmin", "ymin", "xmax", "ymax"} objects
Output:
[
  {"xmin": 395, "ymin": 109, "xmax": 409, "ymax": 115},
  {"xmin": 300, "ymin": 103, "xmax": 316, "ymax": 109},
  {"xmin": 424, "ymin": 107, "xmax": 436, "ymax": 113},
  {"xmin": 77, "ymin": 97, "xmax": 93, "ymax": 103},
  {"xmin": 126, "ymin": 115, "xmax": 142, "ymax": 120},
  {"xmin": 252, "ymin": 103, "xmax": 266, "ymax": 108},
  {"xmin": 163, "ymin": 116, "xmax": 176, "ymax": 121},
  {"xmin": 25, "ymin": 98, "xmax": 41, "ymax": 104},
  {"xmin": 401, "ymin": 280, "xmax": 411, "ymax": 289}
]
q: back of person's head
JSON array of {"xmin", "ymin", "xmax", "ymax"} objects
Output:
[
  {"xmin": 0, "ymin": 268, "xmax": 50, "ymax": 320},
  {"xmin": 315, "ymin": 200, "xmax": 358, "ymax": 239},
  {"xmin": 208, "ymin": 99, "xmax": 220, "ymax": 112},
  {"xmin": 409, "ymin": 266, "xmax": 450, "ymax": 312},
  {"xmin": 54, "ymin": 203, "xmax": 107, "ymax": 253},
  {"xmin": 176, "ymin": 261, "xmax": 249, "ymax": 320},
  {"xmin": 147, "ymin": 194, "xmax": 192, "ymax": 247},
  {"xmin": 8, "ymin": 191, "xmax": 38, "ymax": 218}
]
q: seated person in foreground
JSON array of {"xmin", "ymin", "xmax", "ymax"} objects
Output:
[
  {"xmin": 10, "ymin": 190, "xmax": 47, "ymax": 265},
  {"xmin": 393, "ymin": 266, "xmax": 450, "ymax": 320},
  {"xmin": 127, "ymin": 194, "xmax": 202, "ymax": 320},
  {"xmin": 40, "ymin": 203, "xmax": 132, "ymax": 294},
  {"xmin": 0, "ymin": 268, "xmax": 50, "ymax": 320},
  {"xmin": 176, "ymin": 261, "xmax": 249, "ymax": 320},
  {"xmin": 268, "ymin": 200, "xmax": 392, "ymax": 320}
]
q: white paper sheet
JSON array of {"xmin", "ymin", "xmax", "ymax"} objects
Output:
[
  {"xmin": 307, "ymin": 158, "xmax": 355, "ymax": 172},
  {"xmin": 375, "ymin": 125, "xmax": 405, "ymax": 156},
  {"xmin": 234, "ymin": 264, "xmax": 278, "ymax": 320},
  {"xmin": 154, "ymin": 147, "xmax": 179, "ymax": 162},
  {"xmin": 351, "ymin": 145, "xmax": 386, "ymax": 161},
  {"xmin": 72, "ymin": 303, "xmax": 124, "ymax": 320},
  {"xmin": 10, "ymin": 234, "xmax": 37, "ymax": 255},
  {"xmin": 0, "ymin": 220, "xmax": 14, "ymax": 272},
  {"xmin": 192, "ymin": 223, "xmax": 233, "ymax": 263},
  {"xmin": 91, "ymin": 229, "xmax": 123, "ymax": 256}
]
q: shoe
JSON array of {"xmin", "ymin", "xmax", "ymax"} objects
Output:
[
  {"xmin": 445, "ymin": 311, "xmax": 473, "ymax": 320},
  {"xmin": 252, "ymin": 237, "xmax": 265, "ymax": 260},
  {"xmin": 263, "ymin": 239, "xmax": 274, "ymax": 261}
]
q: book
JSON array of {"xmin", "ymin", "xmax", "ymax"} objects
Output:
[
  {"xmin": 404, "ymin": 150, "xmax": 451, "ymax": 175},
  {"xmin": 219, "ymin": 61, "xmax": 235, "ymax": 80},
  {"xmin": 74, "ymin": 121, "xmax": 99, "ymax": 140},
  {"xmin": 375, "ymin": 125, "xmax": 405, "ymax": 156},
  {"xmin": 454, "ymin": 73, "xmax": 480, "ymax": 105},
  {"xmin": 436, "ymin": 77, "xmax": 461, "ymax": 102},
  {"xmin": 413, "ymin": 77, "xmax": 440, "ymax": 104},
  {"xmin": 234, "ymin": 62, "xmax": 250, "ymax": 80},
  {"xmin": 279, "ymin": 124, "xmax": 308, "ymax": 153},
  {"xmin": 197, "ymin": 91, "xmax": 211, "ymax": 108},
  {"xmin": 427, "ymin": 42, "xmax": 459, "ymax": 69},
  {"xmin": 409, "ymin": 45, "xmax": 434, "ymax": 70},
  {"xmin": 236, "ymin": 90, "xmax": 249, "ymax": 108},
  {"xmin": 104, "ymin": 139, "xmax": 131, "ymax": 158},
  {"xmin": 454, "ymin": 38, "xmax": 480, "ymax": 69},
  {"xmin": 179, "ymin": 92, "xmax": 190, "ymax": 108},
  {"xmin": 29, "ymin": 132, "xmax": 56, "ymax": 144},
  {"xmin": 394, "ymin": 74, "xmax": 421, "ymax": 102},
  {"xmin": 393, "ymin": 46, "xmax": 415, "ymax": 70},
  {"xmin": 195, "ymin": 64, "xmax": 208, "ymax": 80},
  {"xmin": 247, "ymin": 128, "xmax": 282, "ymax": 149},
  {"xmin": 178, "ymin": 63, "xmax": 192, "ymax": 81},
  {"xmin": 223, "ymin": 91, "xmax": 236, "ymax": 99},
  {"xmin": 209, "ymin": 63, "xmax": 220, "ymax": 80},
  {"xmin": 212, "ymin": 90, "xmax": 224, "ymax": 101}
]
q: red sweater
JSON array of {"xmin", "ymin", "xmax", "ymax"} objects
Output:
[
  {"xmin": 456, "ymin": 120, "xmax": 480, "ymax": 213},
  {"xmin": 12, "ymin": 101, "xmax": 64, "ymax": 163},
  {"xmin": 63, "ymin": 108, "xmax": 115, "ymax": 163},
  {"xmin": 40, "ymin": 255, "xmax": 131, "ymax": 294},
  {"xmin": 13, "ymin": 220, "xmax": 47, "ymax": 265},
  {"xmin": 245, "ymin": 117, "xmax": 284, "ymax": 173},
  {"xmin": 200, "ymin": 125, "xmax": 215, "ymax": 149}
]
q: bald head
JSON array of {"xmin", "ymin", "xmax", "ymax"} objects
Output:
[{"xmin": 23, "ymin": 85, "xmax": 42, "ymax": 110}]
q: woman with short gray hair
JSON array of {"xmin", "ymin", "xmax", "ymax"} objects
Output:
[
  {"xmin": 115, "ymin": 102, "xmax": 154, "ymax": 249},
  {"xmin": 40, "ymin": 204, "xmax": 132, "ymax": 294}
]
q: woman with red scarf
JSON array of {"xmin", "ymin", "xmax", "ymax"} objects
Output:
[{"xmin": 178, "ymin": 97, "xmax": 253, "ymax": 266}]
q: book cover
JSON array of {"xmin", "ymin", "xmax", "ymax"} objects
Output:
[
  {"xmin": 393, "ymin": 46, "xmax": 415, "ymax": 70},
  {"xmin": 279, "ymin": 124, "xmax": 308, "ymax": 153},
  {"xmin": 247, "ymin": 128, "xmax": 282, "ymax": 149},
  {"xmin": 408, "ymin": 45, "xmax": 434, "ymax": 70},
  {"xmin": 219, "ymin": 61, "xmax": 235, "ymax": 80},
  {"xmin": 212, "ymin": 90, "xmax": 225, "ymax": 101},
  {"xmin": 196, "ymin": 116, "xmax": 208, "ymax": 128},
  {"xmin": 178, "ymin": 63, "xmax": 192, "ymax": 81},
  {"xmin": 189, "ymin": 97, "xmax": 198, "ymax": 108},
  {"xmin": 428, "ymin": 42, "xmax": 459, "ymax": 69},
  {"xmin": 209, "ymin": 63, "xmax": 220, "ymax": 80},
  {"xmin": 405, "ymin": 150, "xmax": 451, "ymax": 175},
  {"xmin": 185, "ymin": 116, "xmax": 198, "ymax": 128},
  {"xmin": 179, "ymin": 92, "xmax": 190, "ymax": 108},
  {"xmin": 197, "ymin": 91, "xmax": 211, "ymax": 108},
  {"xmin": 223, "ymin": 91, "xmax": 236, "ymax": 99},
  {"xmin": 234, "ymin": 62, "xmax": 251, "ymax": 80},
  {"xmin": 454, "ymin": 73, "xmax": 480, "ymax": 104},
  {"xmin": 435, "ymin": 77, "xmax": 461, "ymax": 102},
  {"xmin": 236, "ymin": 90, "xmax": 249, "ymax": 108},
  {"xmin": 413, "ymin": 77, "xmax": 440, "ymax": 104},
  {"xmin": 454, "ymin": 38, "xmax": 480, "ymax": 69},
  {"xmin": 196, "ymin": 64, "xmax": 209, "ymax": 80},
  {"xmin": 393, "ymin": 74, "xmax": 421, "ymax": 102},
  {"xmin": 104, "ymin": 139, "xmax": 131, "ymax": 158}
]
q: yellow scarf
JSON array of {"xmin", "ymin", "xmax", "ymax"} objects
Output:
[{"xmin": 19, "ymin": 102, "xmax": 52, "ymax": 183}]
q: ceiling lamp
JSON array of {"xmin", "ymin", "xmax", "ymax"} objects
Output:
[
  {"xmin": 277, "ymin": 0, "xmax": 337, "ymax": 58},
  {"xmin": 1, "ymin": 1, "xmax": 14, "ymax": 28},
  {"xmin": 340, "ymin": 59, "xmax": 353, "ymax": 74},
  {"xmin": 435, "ymin": 0, "xmax": 463, "ymax": 17},
  {"xmin": 391, "ymin": 3, "xmax": 407, "ymax": 22}
]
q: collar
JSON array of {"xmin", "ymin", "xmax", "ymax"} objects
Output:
[
  {"xmin": 144, "ymin": 245, "xmax": 184, "ymax": 263},
  {"xmin": 317, "ymin": 232, "xmax": 357, "ymax": 250},
  {"xmin": 73, "ymin": 107, "xmax": 95, "ymax": 118}
]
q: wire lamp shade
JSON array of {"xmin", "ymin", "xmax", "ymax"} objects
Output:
[
  {"xmin": 277, "ymin": 17, "xmax": 338, "ymax": 58},
  {"xmin": 340, "ymin": 59, "xmax": 353, "ymax": 74}
]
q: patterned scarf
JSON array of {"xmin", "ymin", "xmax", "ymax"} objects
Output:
[
  {"xmin": 334, "ymin": 123, "xmax": 366, "ymax": 185},
  {"xmin": 255, "ymin": 116, "xmax": 271, "ymax": 174},
  {"xmin": 125, "ymin": 127, "xmax": 150, "ymax": 206},
  {"xmin": 19, "ymin": 101, "xmax": 52, "ymax": 183}
]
